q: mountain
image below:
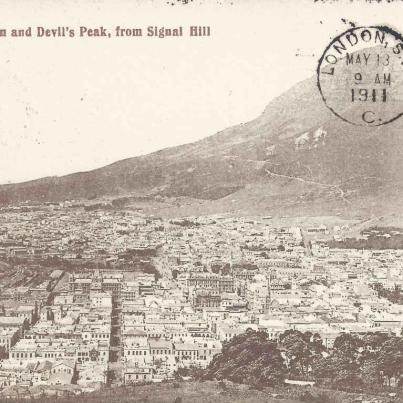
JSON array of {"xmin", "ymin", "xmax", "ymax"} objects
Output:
[{"xmin": 1, "ymin": 49, "xmax": 403, "ymax": 218}]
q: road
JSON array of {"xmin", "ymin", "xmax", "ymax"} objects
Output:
[{"xmin": 108, "ymin": 296, "xmax": 123, "ymax": 385}]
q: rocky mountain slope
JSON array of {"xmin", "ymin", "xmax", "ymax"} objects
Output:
[{"xmin": 1, "ymin": 51, "xmax": 403, "ymax": 218}]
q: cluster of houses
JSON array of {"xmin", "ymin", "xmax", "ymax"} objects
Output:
[
  {"xmin": 0, "ymin": 286, "xmax": 111, "ymax": 396},
  {"xmin": 0, "ymin": 205, "xmax": 162, "ymax": 262},
  {"xmin": 0, "ymin": 207, "xmax": 401, "ymax": 397}
]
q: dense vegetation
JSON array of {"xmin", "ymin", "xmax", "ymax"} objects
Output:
[
  {"xmin": 205, "ymin": 331, "xmax": 286, "ymax": 387},
  {"xmin": 328, "ymin": 236, "xmax": 403, "ymax": 250},
  {"xmin": 203, "ymin": 330, "xmax": 403, "ymax": 393},
  {"xmin": 328, "ymin": 227, "xmax": 403, "ymax": 250},
  {"xmin": 372, "ymin": 283, "xmax": 403, "ymax": 305}
]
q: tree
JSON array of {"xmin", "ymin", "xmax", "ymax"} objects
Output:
[
  {"xmin": 204, "ymin": 331, "xmax": 286, "ymax": 386},
  {"xmin": 311, "ymin": 333, "xmax": 363, "ymax": 390},
  {"xmin": 377, "ymin": 337, "xmax": 403, "ymax": 386},
  {"xmin": 333, "ymin": 333, "xmax": 362, "ymax": 353},
  {"xmin": 360, "ymin": 357, "xmax": 383, "ymax": 388},
  {"xmin": 279, "ymin": 330, "xmax": 324, "ymax": 379},
  {"xmin": 361, "ymin": 332, "xmax": 389, "ymax": 351},
  {"xmin": 280, "ymin": 330, "xmax": 311, "ymax": 377}
]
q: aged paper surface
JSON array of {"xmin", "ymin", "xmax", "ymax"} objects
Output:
[{"xmin": 0, "ymin": 1, "xmax": 402, "ymax": 402}]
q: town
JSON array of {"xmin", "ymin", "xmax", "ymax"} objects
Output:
[{"xmin": 0, "ymin": 202, "xmax": 401, "ymax": 398}]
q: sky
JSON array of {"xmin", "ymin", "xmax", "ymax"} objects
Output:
[{"xmin": 0, "ymin": 0, "xmax": 402, "ymax": 184}]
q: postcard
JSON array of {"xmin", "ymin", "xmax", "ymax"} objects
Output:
[{"xmin": 0, "ymin": 1, "xmax": 402, "ymax": 402}]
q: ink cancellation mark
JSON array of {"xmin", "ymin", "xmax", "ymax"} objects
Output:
[{"xmin": 317, "ymin": 26, "xmax": 403, "ymax": 126}]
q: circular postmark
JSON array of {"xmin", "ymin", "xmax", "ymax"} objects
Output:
[{"xmin": 317, "ymin": 26, "xmax": 403, "ymax": 126}]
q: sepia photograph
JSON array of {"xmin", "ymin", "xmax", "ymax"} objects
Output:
[{"xmin": 0, "ymin": 0, "xmax": 402, "ymax": 402}]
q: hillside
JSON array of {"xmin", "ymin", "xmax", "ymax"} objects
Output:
[
  {"xmin": 1, "ymin": 380, "xmax": 395, "ymax": 403},
  {"xmin": 0, "ymin": 381, "xmax": 303, "ymax": 403},
  {"xmin": 2, "ymin": 45, "xmax": 403, "ymax": 218}
]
